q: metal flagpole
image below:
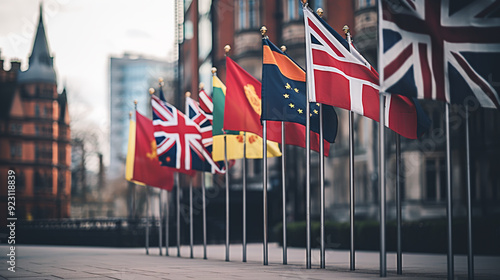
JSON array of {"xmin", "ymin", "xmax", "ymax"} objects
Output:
[
  {"xmin": 146, "ymin": 186, "xmax": 150, "ymax": 255},
  {"xmin": 343, "ymin": 24, "xmax": 356, "ymax": 272},
  {"xmin": 396, "ymin": 135, "xmax": 402, "ymax": 275},
  {"xmin": 189, "ymin": 178, "xmax": 194, "ymax": 258},
  {"xmin": 243, "ymin": 132, "xmax": 247, "ymax": 262},
  {"xmin": 319, "ymin": 104, "xmax": 326, "ymax": 269},
  {"xmin": 306, "ymin": 72, "xmax": 312, "ymax": 270},
  {"xmin": 165, "ymin": 190, "xmax": 169, "ymax": 256},
  {"xmin": 465, "ymin": 105, "xmax": 474, "ymax": 279},
  {"xmin": 176, "ymin": 173, "xmax": 181, "ymax": 257},
  {"xmin": 377, "ymin": 2, "xmax": 387, "ymax": 274},
  {"xmin": 379, "ymin": 93, "xmax": 386, "ymax": 277},
  {"xmin": 279, "ymin": 45, "xmax": 288, "ymax": 266},
  {"xmin": 159, "ymin": 190, "xmax": 163, "ymax": 256},
  {"xmin": 263, "ymin": 120, "xmax": 269, "ymax": 266},
  {"xmin": 445, "ymin": 103, "xmax": 454, "ymax": 280},
  {"xmin": 260, "ymin": 27, "xmax": 269, "ymax": 266},
  {"xmin": 223, "ymin": 44, "xmax": 231, "ymax": 263},
  {"xmin": 202, "ymin": 171, "xmax": 207, "ymax": 260},
  {"xmin": 224, "ymin": 135, "xmax": 230, "ymax": 262},
  {"xmin": 281, "ymin": 122, "xmax": 287, "ymax": 265}
]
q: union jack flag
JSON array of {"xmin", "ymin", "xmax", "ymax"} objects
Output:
[
  {"xmin": 380, "ymin": 0, "xmax": 500, "ymax": 109},
  {"xmin": 151, "ymin": 95, "xmax": 225, "ymax": 175}
]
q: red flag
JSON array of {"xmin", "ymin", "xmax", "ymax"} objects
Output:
[
  {"xmin": 224, "ymin": 57, "xmax": 329, "ymax": 156},
  {"xmin": 126, "ymin": 111, "xmax": 174, "ymax": 191}
]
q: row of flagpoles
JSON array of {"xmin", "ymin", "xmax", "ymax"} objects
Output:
[{"xmin": 125, "ymin": 1, "xmax": 500, "ymax": 279}]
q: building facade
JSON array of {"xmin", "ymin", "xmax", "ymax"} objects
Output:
[
  {"xmin": 177, "ymin": 0, "xmax": 500, "ymax": 228},
  {"xmin": 0, "ymin": 6, "xmax": 71, "ymax": 224},
  {"xmin": 108, "ymin": 54, "xmax": 174, "ymax": 180}
]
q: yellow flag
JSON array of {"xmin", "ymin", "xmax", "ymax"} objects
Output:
[{"xmin": 212, "ymin": 132, "xmax": 281, "ymax": 162}]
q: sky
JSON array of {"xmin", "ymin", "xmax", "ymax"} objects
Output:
[{"xmin": 0, "ymin": 0, "xmax": 176, "ymax": 165}]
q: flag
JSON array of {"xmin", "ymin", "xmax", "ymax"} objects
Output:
[
  {"xmin": 212, "ymin": 75, "xmax": 282, "ymax": 161},
  {"xmin": 303, "ymin": 6, "xmax": 430, "ymax": 139},
  {"xmin": 185, "ymin": 95, "xmax": 228, "ymax": 173},
  {"xmin": 225, "ymin": 56, "xmax": 331, "ymax": 155},
  {"xmin": 379, "ymin": 0, "xmax": 500, "ymax": 109},
  {"xmin": 126, "ymin": 111, "xmax": 174, "ymax": 191},
  {"xmin": 262, "ymin": 37, "xmax": 338, "ymax": 144},
  {"xmin": 151, "ymin": 95, "xmax": 225, "ymax": 175}
]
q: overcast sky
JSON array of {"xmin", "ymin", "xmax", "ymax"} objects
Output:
[{"xmin": 0, "ymin": 0, "xmax": 176, "ymax": 164}]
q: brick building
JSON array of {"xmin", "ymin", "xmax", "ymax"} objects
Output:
[
  {"xmin": 176, "ymin": 0, "xmax": 500, "ymax": 227},
  {"xmin": 0, "ymin": 6, "xmax": 71, "ymax": 224}
]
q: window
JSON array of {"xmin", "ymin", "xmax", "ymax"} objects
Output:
[
  {"xmin": 35, "ymin": 144, "xmax": 52, "ymax": 160},
  {"xmin": 35, "ymin": 104, "xmax": 40, "ymax": 116},
  {"xmin": 9, "ymin": 123, "xmax": 22, "ymax": 135},
  {"xmin": 34, "ymin": 171, "xmax": 52, "ymax": 193},
  {"xmin": 239, "ymin": 0, "xmax": 246, "ymax": 29},
  {"xmin": 286, "ymin": 0, "xmax": 303, "ymax": 21},
  {"xmin": 10, "ymin": 142, "xmax": 22, "ymax": 159},
  {"xmin": 425, "ymin": 158, "xmax": 447, "ymax": 202},
  {"xmin": 237, "ymin": 0, "xmax": 259, "ymax": 30}
]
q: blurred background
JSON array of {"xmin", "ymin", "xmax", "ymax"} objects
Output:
[{"xmin": 0, "ymin": 0, "xmax": 499, "ymax": 254}]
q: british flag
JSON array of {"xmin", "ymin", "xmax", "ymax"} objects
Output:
[
  {"xmin": 151, "ymin": 95, "xmax": 225, "ymax": 175},
  {"xmin": 380, "ymin": 0, "xmax": 500, "ymax": 109}
]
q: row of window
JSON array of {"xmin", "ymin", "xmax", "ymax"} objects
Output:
[
  {"xmin": 7, "ymin": 169, "xmax": 53, "ymax": 193},
  {"xmin": 9, "ymin": 123, "xmax": 59, "ymax": 137},
  {"xmin": 235, "ymin": 0, "xmax": 324, "ymax": 31}
]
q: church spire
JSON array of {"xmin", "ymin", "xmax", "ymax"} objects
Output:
[
  {"xmin": 18, "ymin": 2, "xmax": 57, "ymax": 84},
  {"xmin": 29, "ymin": 3, "xmax": 52, "ymax": 67}
]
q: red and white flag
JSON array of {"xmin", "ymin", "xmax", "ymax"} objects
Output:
[{"xmin": 303, "ymin": 6, "xmax": 430, "ymax": 139}]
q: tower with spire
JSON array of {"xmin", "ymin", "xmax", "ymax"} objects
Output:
[{"xmin": 0, "ymin": 3, "xmax": 71, "ymax": 224}]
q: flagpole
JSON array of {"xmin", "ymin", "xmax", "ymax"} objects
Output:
[
  {"xmin": 176, "ymin": 173, "xmax": 181, "ymax": 257},
  {"xmin": 379, "ymin": 93, "xmax": 386, "ymax": 277},
  {"xmin": 202, "ymin": 171, "xmax": 207, "ymax": 260},
  {"xmin": 189, "ymin": 177, "xmax": 194, "ymax": 259},
  {"xmin": 281, "ymin": 121, "xmax": 287, "ymax": 265},
  {"xmin": 377, "ymin": 4, "xmax": 387, "ymax": 275},
  {"xmin": 243, "ymin": 132, "xmax": 247, "ymax": 263},
  {"xmin": 343, "ymin": 24, "xmax": 356, "ymax": 272},
  {"xmin": 165, "ymin": 190, "xmax": 169, "ymax": 256},
  {"xmin": 312, "ymin": 10, "xmax": 325, "ymax": 269},
  {"xmin": 319, "ymin": 104, "xmax": 326, "ymax": 269},
  {"xmin": 258, "ymin": 29, "xmax": 269, "ymax": 266},
  {"xmin": 224, "ymin": 45, "xmax": 231, "ymax": 263},
  {"xmin": 146, "ymin": 186, "xmax": 150, "ymax": 255},
  {"xmin": 224, "ymin": 134, "xmax": 230, "ymax": 262},
  {"xmin": 396, "ymin": 134, "xmax": 402, "ymax": 275},
  {"xmin": 279, "ymin": 45, "xmax": 288, "ymax": 266},
  {"xmin": 445, "ymin": 103, "xmax": 453, "ymax": 280},
  {"xmin": 465, "ymin": 105, "xmax": 474, "ymax": 280},
  {"xmin": 263, "ymin": 120, "xmax": 269, "ymax": 266},
  {"xmin": 159, "ymin": 190, "xmax": 163, "ymax": 256}
]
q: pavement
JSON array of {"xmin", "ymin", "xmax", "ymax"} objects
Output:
[{"xmin": 1, "ymin": 243, "xmax": 499, "ymax": 279}]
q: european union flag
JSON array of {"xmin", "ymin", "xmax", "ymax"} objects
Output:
[{"xmin": 261, "ymin": 38, "xmax": 338, "ymax": 143}]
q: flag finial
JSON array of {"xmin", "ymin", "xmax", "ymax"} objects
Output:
[
  {"xmin": 316, "ymin": 8, "xmax": 324, "ymax": 17},
  {"xmin": 185, "ymin": 91, "xmax": 191, "ymax": 98},
  {"xmin": 260, "ymin": 26, "xmax": 267, "ymax": 37},
  {"xmin": 280, "ymin": 45, "xmax": 287, "ymax": 52},
  {"xmin": 133, "ymin": 100, "xmax": 138, "ymax": 110},
  {"xmin": 149, "ymin": 88, "xmax": 155, "ymax": 95},
  {"xmin": 129, "ymin": 111, "xmax": 132, "ymax": 119},
  {"xmin": 159, "ymin": 77, "xmax": 164, "ymax": 83},
  {"xmin": 199, "ymin": 82, "xmax": 204, "ymax": 90},
  {"xmin": 224, "ymin": 45, "xmax": 231, "ymax": 56},
  {"xmin": 301, "ymin": 0, "xmax": 308, "ymax": 5},
  {"xmin": 343, "ymin": 25, "xmax": 350, "ymax": 35},
  {"xmin": 211, "ymin": 67, "xmax": 217, "ymax": 75}
]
